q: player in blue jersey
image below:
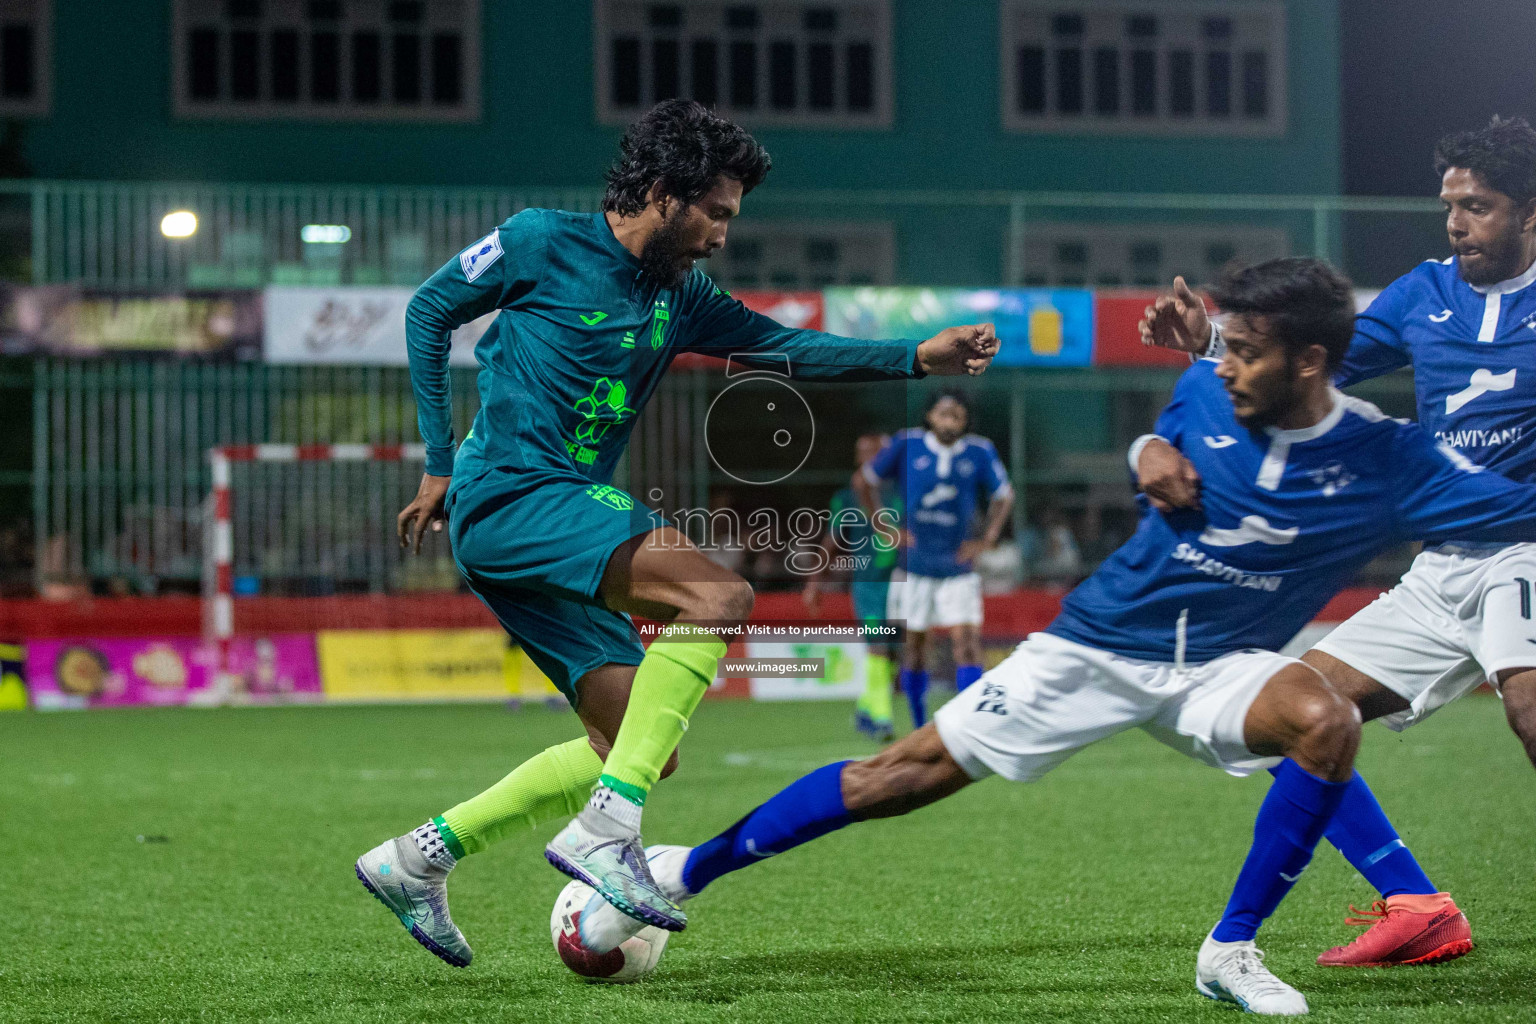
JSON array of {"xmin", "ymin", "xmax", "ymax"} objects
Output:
[
  {"xmin": 354, "ymin": 101, "xmax": 999, "ymax": 965},
  {"xmin": 855, "ymin": 391, "xmax": 1014, "ymax": 729},
  {"xmin": 572, "ymin": 258, "xmax": 1536, "ymax": 1014},
  {"xmin": 1138, "ymin": 115, "xmax": 1536, "ymax": 968},
  {"xmin": 803, "ymin": 433, "xmax": 903, "ymax": 741}
]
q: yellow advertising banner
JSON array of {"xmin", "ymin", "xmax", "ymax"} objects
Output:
[{"xmin": 317, "ymin": 629, "xmax": 560, "ymax": 702}]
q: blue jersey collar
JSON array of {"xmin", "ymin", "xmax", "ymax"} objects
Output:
[{"xmin": 1264, "ymin": 389, "xmax": 1346, "ymax": 443}]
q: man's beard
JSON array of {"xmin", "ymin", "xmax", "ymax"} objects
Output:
[
  {"xmin": 1231, "ymin": 367, "xmax": 1297, "ymax": 429},
  {"xmin": 639, "ymin": 214, "xmax": 696, "ymax": 289},
  {"xmin": 1456, "ymin": 228, "xmax": 1527, "ymax": 286}
]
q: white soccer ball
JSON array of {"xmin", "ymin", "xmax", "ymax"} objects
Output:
[{"xmin": 550, "ymin": 879, "xmax": 669, "ymax": 983}]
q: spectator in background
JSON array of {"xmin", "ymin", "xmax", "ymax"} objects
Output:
[{"xmin": 1031, "ymin": 507, "xmax": 1082, "ymax": 584}]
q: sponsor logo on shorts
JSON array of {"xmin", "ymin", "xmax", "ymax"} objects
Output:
[
  {"xmin": 1170, "ymin": 543, "xmax": 1282, "ymax": 592},
  {"xmin": 974, "ymin": 681, "xmax": 1007, "ymax": 715},
  {"xmin": 585, "ymin": 485, "xmax": 635, "ymax": 511}
]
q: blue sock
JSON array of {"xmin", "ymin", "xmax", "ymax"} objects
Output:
[
  {"xmin": 1313, "ymin": 769, "xmax": 1437, "ymax": 898},
  {"xmin": 901, "ymin": 669, "xmax": 929, "ymax": 727},
  {"xmin": 681, "ymin": 761, "xmax": 853, "ymax": 894},
  {"xmin": 955, "ymin": 664, "xmax": 983, "ymax": 693},
  {"xmin": 1212, "ymin": 759, "xmax": 1350, "ymax": 942}
]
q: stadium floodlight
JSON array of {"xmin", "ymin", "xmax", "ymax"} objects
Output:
[
  {"xmin": 301, "ymin": 224, "xmax": 352, "ymax": 244},
  {"xmin": 160, "ymin": 210, "xmax": 198, "ymax": 238}
]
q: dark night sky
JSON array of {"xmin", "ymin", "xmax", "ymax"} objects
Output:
[{"xmin": 1342, "ymin": 1, "xmax": 1536, "ymax": 195}]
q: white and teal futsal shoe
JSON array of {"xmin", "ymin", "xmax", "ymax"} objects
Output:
[{"xmin": 354, "ymin": 833, "xmax": 473, "ymax": 968}]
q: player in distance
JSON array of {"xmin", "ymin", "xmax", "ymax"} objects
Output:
[
  {"xmin": 577, "ymin": 258, "xmax": 1536, "ymax": 1015},
  {"xmin": 353, "ymin": 99, "xmax": 999, "ymax": 966},
  {"xmin": 802, "ymin": 433, "xmax": 903, "ymax": 742},
  {"xmin": 855, "ymin": 390, "xmax": 1013, "ymax": 728},
  {"xmin": 1139, "ymin": 114, "xmax": 1536, "ymax": 968}
]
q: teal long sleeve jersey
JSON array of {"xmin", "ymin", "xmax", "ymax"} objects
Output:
[{"xmin": 405, "ymin": 209, "xmax": 927, "ymax": 481}]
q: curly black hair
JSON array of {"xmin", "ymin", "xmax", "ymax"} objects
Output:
[
  {"xmin": 1434, "ymin": 115, "xmax": 1536, "ymax": 206},
  {"xmin": 602, "ymin": 100, "xmax": 772, "ymax": 216},
  {"xmin": 1208, "ymin": 258, "xmax": 1356, "ymax": 371}
]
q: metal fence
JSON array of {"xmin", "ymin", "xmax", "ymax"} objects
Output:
[
  {"xmin": 0, "ymin": 179, "xmax": 1446, "ymax": 291},
  {"xmin": 19, "ymin": 180, "xmax": 1446, "ymax": 595},
  {"xmin": 32, "ymin": 358, "xmax": 716, "ymax": 594}
]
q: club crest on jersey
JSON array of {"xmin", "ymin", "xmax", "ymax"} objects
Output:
[
  {"xmin": 1306, "ymin": 461, "xmax": 1356, "ymax": 497},
  {"xmin": 459, "ymin": 231, "xmax": 503, "ymax": 282}
]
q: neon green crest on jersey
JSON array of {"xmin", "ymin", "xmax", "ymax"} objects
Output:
[
  {"xmin": 650, "ymin": 300, "xmax": 670, "ymax": 350},
  {"xmin": 572, "ymin": 376, "xmax": 636, "ymax": 445}
]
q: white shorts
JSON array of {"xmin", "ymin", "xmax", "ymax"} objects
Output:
[
  {"xmin": 886, "ymin": 571, "xmax": 983, "ymax": 632},
  {"xmin": 1311, "ymin": 542, "xmax": 1536, "ymax": 731},
  {"xmin": 934, "ymin": 632, "xmax": 1292, "ymax": 782}
]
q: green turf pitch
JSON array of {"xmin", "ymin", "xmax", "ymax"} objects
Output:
[{"xmin": 3, "ymin": 696, "xmax": 1534, "ymax": 1023}]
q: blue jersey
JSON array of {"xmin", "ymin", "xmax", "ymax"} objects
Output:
[
  {"xmin": 864, "ymin": 429, "xmax": 1011, "ymax": 579},
  {"xmin": 1048, "ymin": 359, "xmax": 1536, "ymax": 663},
  {"xmin": 1339, "ymin": 256, "xmax": 1536, "ymax": 485}
]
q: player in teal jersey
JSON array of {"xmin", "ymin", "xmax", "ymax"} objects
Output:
[
  {"xmin": 803, "ymin": 433, "xmax": 903, "ymax": 741},
  {"xmin": 353, "ymin": 100, "xmax": 999, "ymax": 964}
]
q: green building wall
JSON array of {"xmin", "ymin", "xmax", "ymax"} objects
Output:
[{"xmin": 29, "ymin": 1, "xmax": 1339, "ymax": 195}]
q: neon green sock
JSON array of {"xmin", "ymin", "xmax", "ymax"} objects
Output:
[
  {"xmin": 598, "ymin": 623, "xmax": 726, "ymax": 806},
  {"xmin": 435, "ymin": 736, "xmax": 603, "ymax": 857},
  {"xmin": 863, "ymin": 651, "xmax": 894, "ymax": 723}
]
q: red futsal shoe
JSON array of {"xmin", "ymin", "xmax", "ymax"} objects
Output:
[{"xmin": 1317, "ymin": 892, "xmax": 1473, "ymax": 967}]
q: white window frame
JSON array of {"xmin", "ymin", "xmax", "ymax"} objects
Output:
[
  {"xmin": 594, "ymin": 0, "xmax": 893, "ymax": 129},
  {"xmin": 701, "ymin": 221, "xmax": 895, "ymax": 288},
  {"xmin": 1017, "ymin": 222, "xmax": 1288, "ymax": 287},
  {"xmin": 171, "ymin": 0, "xmax": 481, "ymax": 122},
  {"xmin": 999, "ymin": 0, "xmax": 1286, "ymax": 137},
  {"xmin": 0, "ymin": 0, "xmax": 50, "ymax": 117}
]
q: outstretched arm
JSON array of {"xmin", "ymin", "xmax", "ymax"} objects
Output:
[{"xmin": 679, "ymin": 278, "xmax": 997, "ymax": 381}]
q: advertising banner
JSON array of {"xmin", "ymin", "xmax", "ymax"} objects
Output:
[
  {"xmin": 316, "ymin": 628, "xmax": 514, "ymax": 701},
  {"xmin": 743, "ymin": 640, "xmax": 867, "ymax": 701},
  {"xmin": 0, "ymin": 642, "xmax": 24, "ymax": 710},
  {"xmin": 1091, "ymin": 291, "xmax": 1193, "ymax": 367},
  {"xmin": 25, "ymin": 635, "xmax": 321, "ymax": 710},
  {"xmin": 1091, "ymin": 288, "xmax": 1385, "ymax": 367},
  {"xmin": 0, "ymin": 286, "xmax": 262, "ymax": 357},
  {"xmin": 263, "ymin": 286, "xmax": 490, "ymax": 366},
  {"xmin": 824, "ymin": 287, "xmax": 1094, "ymax": 367}
]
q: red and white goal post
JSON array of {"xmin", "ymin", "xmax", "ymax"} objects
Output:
[{"xmin": 204, "ymin": 442, "xmax": 429, "ymax": 664}]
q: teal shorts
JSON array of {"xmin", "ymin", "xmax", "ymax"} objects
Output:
[
  {"xmin": 851, "ymin": 578, "xmax": 891, "ymax": 625},
  {"xmin": 447, "ymin": 469, "xmax": 667, "ymax": 705}
]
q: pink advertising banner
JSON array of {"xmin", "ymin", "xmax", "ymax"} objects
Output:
[{"xmin": 26, "ymin": 635, "xmax": 322, "ymax": 710}]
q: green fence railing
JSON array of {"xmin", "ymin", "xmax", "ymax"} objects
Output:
[{"xmin": 0, "ymin": 180, "xmax": 1446, "ymax": 291}]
